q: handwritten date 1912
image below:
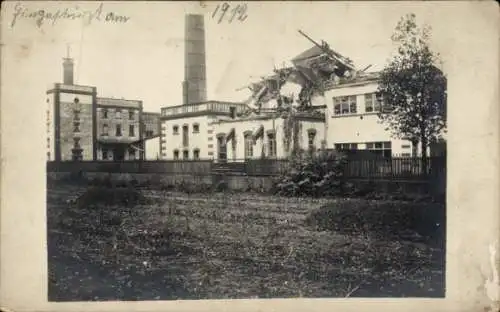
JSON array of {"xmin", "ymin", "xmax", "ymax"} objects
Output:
[{"xmin": 212, "ymin": 3, "xmax": 247, "ymax": 24}]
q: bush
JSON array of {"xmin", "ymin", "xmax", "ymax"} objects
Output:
[
  {"xmin": 273, "ymin": 150, "xmax": 349, "ymax": 197},
  {"xmin": 304, "ymin": 199, "xmax": 445, "ymax": 244},
  {"xmin": 75, "ymin": 185, "xmax": 149, "ymax": 208}
]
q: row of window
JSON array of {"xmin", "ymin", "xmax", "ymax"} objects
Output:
[
  {"xmin": 172, "ymin": 124, "xmax": 200, "ymax": 134},
  {"xmin": 173, "ymin": 149, "xmax": 200, "ymax": 160},
  {"xmin": 333, "ymin": 93, "xmax": 384, "ymax": 116},
  {"xmin": 334, "ymin": 141, "xmax": 392, "ymax": 157},
  {"xmin": 101, "ymin": 124, "xmax": 136, "ymax": 137},
  {"xmin": 217, "ymin": 130, "xmax": 317, "ymax": 160},
  {"xmin": 101, "ymin": 148, "xmax": 136, "ymax": 160},
  {"xmin": 101, "ymin": 108, "xmax": 137, "ymax": 120},
  {"xmin": 72, "ymin": 137, "xmax": 83, "ymax": 161}
]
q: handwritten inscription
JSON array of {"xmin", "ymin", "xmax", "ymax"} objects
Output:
[
  {"xmin": 211, "ymin": 2, "xmax": 248, "ymax": 24},
  {"xmin": 10, "ymin": 2, "xmax": 130, "ymax": 29}
]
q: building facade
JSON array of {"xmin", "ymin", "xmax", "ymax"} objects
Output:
[
  {"xmin": 95, "ymin": 97, "xmax": 143, "ymax": 161},
  {"xmin": 46, "ymin": 56, "xmax": 159, "ymax": 161},
  {"xmin": 324, "ymin": 74, "xmax": 416, "ymax": 157},
  {"xmin": 142, "ymin": 112, "xmax": 161, "ymax": 138},
  {"xmin": 159, "ymin": 101, "xmax": 248, "ymax": 160},
  {"xmin": 211, "ymin": 112, "xmax": 325, "ymax": 161}
]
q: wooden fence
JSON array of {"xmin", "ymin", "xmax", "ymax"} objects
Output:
[
  {"xmin": 47, "ymin": 156, "xmax": 445, "ymax": 181},
  {"xmin": 47, "ymin": 160, "xmax": 213, "ymax": 175}
]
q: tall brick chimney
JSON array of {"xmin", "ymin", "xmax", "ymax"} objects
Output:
[
  {"xmin": 183, "ymin": 14, "xmax": 207, "ymax": 105},
  {"xmin": 63, "ymin": 45, "xmax": 74, "ymax": 85}
]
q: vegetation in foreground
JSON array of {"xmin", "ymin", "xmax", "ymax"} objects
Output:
[{"xmin": 47, "ymin": 184, "xmax": 445, "ymax": 301}]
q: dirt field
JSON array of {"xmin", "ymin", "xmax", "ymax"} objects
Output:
[{"xmin": 47, "ymin": 184, "xmax": 445, "ymax": 301}]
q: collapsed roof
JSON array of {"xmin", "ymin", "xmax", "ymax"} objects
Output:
[{"xmin": 244, "ymin": 31, "xmax": 364, "ymax": 111}]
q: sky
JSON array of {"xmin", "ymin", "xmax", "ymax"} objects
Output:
[{"xmin": 0, "ymin": 1, "xmax": 477, "ymax": 113}]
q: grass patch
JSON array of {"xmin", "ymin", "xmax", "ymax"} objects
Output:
[
  {"xmin": 48, "ymin": 185, "xmax": 445, "ymax": 300},
  {"xmin": 305, "ymin": 200, "xmax": 445, "ymax": 245}
]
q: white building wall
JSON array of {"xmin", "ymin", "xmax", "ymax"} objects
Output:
[
  {"xmin": 211, "ymin": 116, "xmax": 325, "ymax": 161},
  {"xmin": 325, "ymin": 81, "xmax": 414, "ymax": 157},
  {"xmin": 145, "ymin": 137, "xmax": 160, "ymax": 160},
  {"xmin": 160, "ymin": 115, "xmax": 212, "ymax": 160}
]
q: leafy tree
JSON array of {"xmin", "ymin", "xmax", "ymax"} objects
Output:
[{"xmin": 377, "ymin": 13, "xmax": 447, "ymax": 173}]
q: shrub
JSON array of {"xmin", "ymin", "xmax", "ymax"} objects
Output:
[
  {"xmin": 75, "ymin": 185, "xmax": 149, "ymax": 208},
  {"xmin": 304, "ymin": 199, "xmax": 445, "ymax": 244},
  {"xmin": 273, "ymin": 150, "xmax": 349, "ymax": 197}
]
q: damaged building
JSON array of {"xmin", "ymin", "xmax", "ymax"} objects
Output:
[{"xmin": 159, "ymin": 14, "xmax": 419, "ymax": 161}]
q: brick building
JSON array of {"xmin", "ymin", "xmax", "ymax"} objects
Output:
[{"xmin": 46, "ymin": 54, "xmax": 159, "ymax": 161}]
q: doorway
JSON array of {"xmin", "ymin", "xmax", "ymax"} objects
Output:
[{"xmin": 114, "ymin": 147, "xmax": 125, "ymax": 161}]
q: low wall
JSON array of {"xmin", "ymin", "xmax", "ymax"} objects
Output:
[
  {"xmin": 47, "ymin": 170, "xmax": 444, "ymax": 199},
  {"xmin": 47, "ymin": 171, "xmax": 213, "ymax": 187}
]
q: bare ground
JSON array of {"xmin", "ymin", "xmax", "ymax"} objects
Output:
[{"xmin": 47, "ymin": 184, "xmax": 445, "ymax": 301}]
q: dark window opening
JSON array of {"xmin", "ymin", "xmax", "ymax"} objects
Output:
[
  {"xmin": 182, "ymin": 125, "xmax": 189, "ymax": 147},
  {"xmin": 102, "ymin": 124, "xmax": 108, "ymax": 136}
]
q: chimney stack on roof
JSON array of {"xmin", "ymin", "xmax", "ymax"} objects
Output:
[{"xmin": 63, "ymin": 44, "xmax": 74, "ymax": 85}]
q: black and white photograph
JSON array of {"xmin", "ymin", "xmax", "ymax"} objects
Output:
[{"xmin": 1, "ymin": 1, "xmax": 498, "ymax": 311}]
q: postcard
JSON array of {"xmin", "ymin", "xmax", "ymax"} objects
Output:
[{"xmin": 0, "ymin": 1, "xmax": 498, "ymax": 312}]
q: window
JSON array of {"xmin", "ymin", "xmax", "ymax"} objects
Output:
[
  {"xmin": 102, "ymin": 124, "xmax": 109, "ymax": 136},
  {"xmin": 366, "ymin": 141, "xmax": 392, "ymax": 158},
  {"xmin": 116, "ymin": 124, "xmax": 122, "ymax": 136},
  {"xmin": 183, "ymin": 150, "xmax": 189, "ymax": 159},
  {"xmin": 102, "ymin": 149, "xmax": 108, "ymax": 160},
  {"xmin": 173, "ymin": 125, "xmax": 179, "ymax": 135},
  {"xmin": 129, "ymin": 110, "xmax": 134, "ymax": 120},
  {"xmin": 146, "ymin": 130, "xmax": 153, "ymax": 137},
  {"xmin": 73, "ymin": 110, "xmax": 80, "ymax": 121},
  {"xmin": 244, "ymin": 133, "xmax": 253, "ymax": 159},
  {"xmin": 173, "ymin": 149, "xmax": 179, "ymax": 160},
  {"xmin": 182, "ymin": 125, "xmax": 189, "ymax": 147},
  {"xmin": 128, "ymin": 148, "xmax": 136, "ymax": 160},
  {"xmin": 335, "ymin": 143, "xmax": 358, "ymax": 150},
  {"xmin": 102, "ymin": 109, "xmax": 108, "ymax": 119},
  {"xmin": 72, "ymin": 138, "xmax": 82, "ymax": 161},
  {"xmin": 129, "ymin": 125, "xmax": 135, "ymax": 137},
  {"xmin": 401, "ymin": 144, "xmax": 411, "ymax": 149},
  {"xmin": 267, "ymin": 132, "xmax": 277, "ymax": 157},
  {"xmin": 193, "ymin": 149, "xmax": 200, "ymax": 160},
  {"xmin": 307, "ymin": 129, "xmax": 317, "ymax": 151},
  {"xmin": 364, "ymin": 93, "xmax": 383, "ymax": 113},
  {"xmin": 115, "ymin": 109, "xmax": 121, "ymax": 119},
  {"xmin": 193, "ymin": 123, "xmax": 200, "ymax": 133},
  {"xmin": 217, "ymin": 136, "xmax": 227, "ymax": 162},
  {"xmin": 401, "ymin": 153, "xmax": 411, "ymax": 157},
  {"xmin": 333, "ymin": 95, "xmax": 357, "ymax": 115},
  {"xmin": 73, "ymin": 122, "xmax": 80, "ymax": 133}
]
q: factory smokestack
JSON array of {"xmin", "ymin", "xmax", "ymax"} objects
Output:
[{"xmin": 183, "ymin": 14, "xmax": 207, "ymax": 105}]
